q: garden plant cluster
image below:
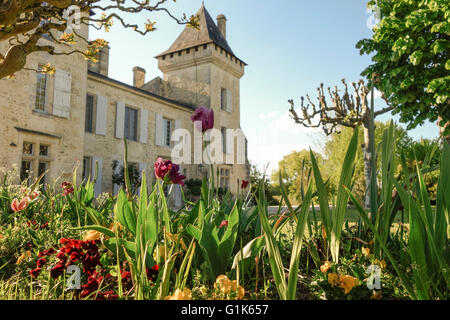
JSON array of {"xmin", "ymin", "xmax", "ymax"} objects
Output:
[{"xmin": 0, "ymin": 107, "xmax": 448, "ymax": 300}]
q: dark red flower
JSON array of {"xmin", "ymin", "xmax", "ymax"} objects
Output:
[
  {"xmin": 36, "ymin": 258, "xmax": 46, "ymax": 268},
  {"xmin": 169, "ymin": 163, "xmax": 186, "ymax": 186},
  {"xmin": 103, "ymin": 290, "xmax": 118, "ymax": 300},
  {"xmin": 154, "ymin": 158, "xmax": 185, "ymax": 186},
  {"xmin": 61, "ymin": 182, "xmax": 74, "ymax": 196},
  {"xmin": 154, "ymin": 158, "xmax": 172, "ymax": 180},
  {"xmin": 241, "ymin": 180, "xmax": 250, "ymax": 189},
  {"xmin": 50, "ymin": 263, "xmax": 65, "ymax": 279},
  {"xmin": 30, "ymin": 268, "xmax": 41, "ymax": 278},
  {"xmin": 38, "ymin": 248, "xmax": 56, "ymax": 257},
  {"xmin": 146, "ymin": 265, "xmax": 159, "ymax": 282},
  {"xmin": 190, "ymin": 106, "xmax": 214, "ymax": 132}
]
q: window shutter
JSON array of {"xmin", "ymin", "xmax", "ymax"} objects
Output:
[
  {"xmin": 96, "ymin": 95, "xmax": 108, "ymax": 135},
  {"xmin": 113, "ymin": 159, "xmax": 123, "ymax": 196},
  {"xmin": 155, "ymin": 113, "xmax": 163, "ymax": 146},
  {"xmin": 53, "ymin": 70, "xmax": 72, "ymax": 118},
  {"xmin": 140, "ymin": 109, "xmax": 148, "ymax": 144},
  {"xmin": 116, "ymin": 102, "xmax": 125, "ymax": 139},
  {"xmin": 226, "ymin": 89, "xmax": 232, "ymax": 112},
  {"xmin": 92, "ymin": 157, "xmax": 103, "ymax": 196}
]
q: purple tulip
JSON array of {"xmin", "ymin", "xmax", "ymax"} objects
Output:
[{"xmin": 190, "ymin": 106, "xmax": 214, "ymax": 132}]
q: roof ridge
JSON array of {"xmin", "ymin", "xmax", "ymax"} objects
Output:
[{"xmin": 156, "ymin": 5, "xmax": 236, "ymax": 58}]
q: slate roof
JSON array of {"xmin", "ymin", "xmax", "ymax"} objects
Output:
[{"xmin": 155, "ymin": 4, "xmax": 245, "ymax": 64}]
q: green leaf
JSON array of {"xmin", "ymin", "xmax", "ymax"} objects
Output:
[
  {"xmin": 287, "ymin": 179, "xmax": 313, "ymax": 300},
  {"xmin": 410, "ymin": 51, "xmax": 423, "ymax": 66}
]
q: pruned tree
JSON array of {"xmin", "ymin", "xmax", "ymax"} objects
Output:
[
  {"xmin": 288, "ymin": 78, "xmax": 393, "ymax": 208},
  {"xmin": 0, "ymin": 0, "xmax": 200, "ymax": 79}
]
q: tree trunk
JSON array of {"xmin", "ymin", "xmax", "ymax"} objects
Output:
[
  {"xmin": 363, "ymin": 122, "xmax": 372, "ymax": 210},
  {"xmin": 439, "ymin": 118, "xmax": 450, "ymax": 145}
]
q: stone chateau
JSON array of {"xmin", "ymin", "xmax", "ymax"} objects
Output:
[{"xmin": 0, "ymin": 5, "xmax": 250, "ymax": 203}]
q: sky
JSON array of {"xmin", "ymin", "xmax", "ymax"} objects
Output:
[{"xmin": 89, "ymin": 0, "xmax": 440, "ymax": 175}]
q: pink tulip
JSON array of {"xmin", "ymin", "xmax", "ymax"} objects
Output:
[{"xmin": 190, "ymin": 106, "xmax": 214, "ymax": 132}]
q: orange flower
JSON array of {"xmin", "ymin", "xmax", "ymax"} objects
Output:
[
  {"xmin": 362, "ymin": 247, "xmax": 371, "ymax": 257},
  {"xmin": 328, "ymin": 273, "xmax": 339, "ymax": 287},
  {"xmin": 84, "ymin": 230, "xmax": 102, "ymax": 241},
  {"xmin": 338, "ymin": 274, "xmax": 359, "ymax": 294},
  {"xmin": 320, "ymin": 261, "xmax": 332, "ymax": 273},
  {"xmin": 371, "ymin": 290, "xmax": 383, "ymax": 300},
  {"xmin": 16, "ymin": 251, "xmax": 31, "ymax": 265},
  {"xmin": 164, "ymin": 288, "xmax": 192, "ymax": 300},
  {"xmin": 375, "ymin": 259, "xmax": 387, "ymax": 269}
]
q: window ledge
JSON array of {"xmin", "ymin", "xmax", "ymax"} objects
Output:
[{"xmin": 32, "ymin": 109, "xmax": 53, "ymax": 118}]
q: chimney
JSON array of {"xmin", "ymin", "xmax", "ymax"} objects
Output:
[
  {"xmin": 133, "ymin": 66, "xmax": 146, "ymax": 88},
  {"xmin": 88, "ymin": 45, "xmax": 110, "ymax": 77},
  {"xmin": 217, "ymin": 14, "xmax": 227, "ymax": 39}
]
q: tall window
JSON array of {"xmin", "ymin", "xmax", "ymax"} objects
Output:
[
  {"xmin": 221, "ymin": 88, "xmax": 227, "ymax": 110},
  {"xmin": 85, "ymin": 95, "xmax": 95, "ymax": 133},
  {"xmin": 82, "ymin": 156, "xmax": 92, "ymax": 181},
  {"xmin": 21, "ymin": 142, "xmax": 51, "ymax": 185},
  {"xmin": 124, "ymin": 106, "xmax": 138, "ymax": 141},
  {"xmin": 38, "ymin": 161, "xmax": 49, "ymax": 185},
  {"xmin": 35, "ymin": 67, "xmax": 47, "ymax": 111},
  {"xmin": 219, "ymin": 168, "xmax": 230, "ymax": 190},
  {"xmin": 163, "ymin": 118, "xmax": 172, "ymax": 147}
]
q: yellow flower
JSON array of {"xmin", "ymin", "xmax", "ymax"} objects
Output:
[
  {"xmin": 230, "ymin": 280, "xmax": 245, "ymax": 300},
  {"xmin": 328, "ymin": 273, "xmax": 339, "ymax": 287},
  {"xmin": 0, "ymin": 234, "xmax": 4, "ymax": 240},
  {"xmin": 375, "ymin": 259, "xmax": 387, "ymax": 269},
  {"xmin": 165, "ymin": 232, "xmax": 188, "ymax": 251},
  {"xmin": 371, "ymin": 290, "xmax": 383, "ymax": 300},
  {"xmin": 338, "ymin": 274, "xmax": 359, "ymax": 294},
  {"xmin": 153, "ymin": 244, "xmax": 166, "ymax": 262},
  {"xmin": 199, "ymin": 285, "xmax": 208, "ymax": 296},
  {"xmin": 84, "ymin": 230, "xmax": 101, "ymax": 241},
  {"xmin": 164, "ymin": 288, "xmax": 192, "ymax": 300},
  {"xmin": 16, "ymin": 251, "xmax": 31, "ymax": 265},
  {"xmin": 214, "ymin": 275, "xmax": 231, "ymax": 291},
  {"xmin": 362, "ymin": 247, "xmax": 371, "ymax": 257},
  {"xmin": 320, "ymin": 261, "xmax": 332, "ymax": 273}
]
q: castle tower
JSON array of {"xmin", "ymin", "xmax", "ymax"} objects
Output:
[
  {"xmin": 151, "ymin": 4, "xmax": 249, "ymax": 190},
  {"xmin": 153, "ymin": 4, "xmax": 247, "ymax": 130}
]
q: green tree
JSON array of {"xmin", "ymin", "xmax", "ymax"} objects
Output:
[
  {"xmin": 357, "ymin": 0, "xmax": 450, "ymax": 140},
  {"xmin": 249, "ymin": 162, "xmax": 278, "ymax": 205},
  {"xmin": 271, "ymin": 150, "xmax": 325, "ymax": 204},
  {"xmin": 323, "ymin": 122, "xmax": 411, "ymax": 202}
]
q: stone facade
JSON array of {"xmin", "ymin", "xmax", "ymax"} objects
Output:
[{"xmin": 0, "ymin": 5, "xmax": 250, "ymax": 201}]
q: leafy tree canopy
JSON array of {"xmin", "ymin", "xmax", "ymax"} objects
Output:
[{"xmin": 357, "ymin": 0, "xmax": 450, "ymax": 134}]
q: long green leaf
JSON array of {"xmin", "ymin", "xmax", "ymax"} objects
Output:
[{"xmin": 287, "ymin": 179, "xmax": 313, "ymax": 300}]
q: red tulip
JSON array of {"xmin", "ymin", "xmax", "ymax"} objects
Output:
[
  {"xmin": 241, "ymin": 180, "xmax": 250, "ymax": 189},
  {"xmin": 154, "ymin": 158, "xmax": 172, "ymax": 180},
  {"xmin": 190, "ymin": 106, "xmax": 214, "ymax": 132},
  {"xmin": 154, "ymin": 158, "xmax": 186, "ymax": 186}
]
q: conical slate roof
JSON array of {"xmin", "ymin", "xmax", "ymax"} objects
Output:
[{"xmin": 156, "ymin": 5, "xmax": 243, "ymax": 63}]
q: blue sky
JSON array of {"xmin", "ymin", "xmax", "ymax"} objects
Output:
[{"xmin": 89, "ymin": 0, "xmax": 440, "ymax": 174}]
